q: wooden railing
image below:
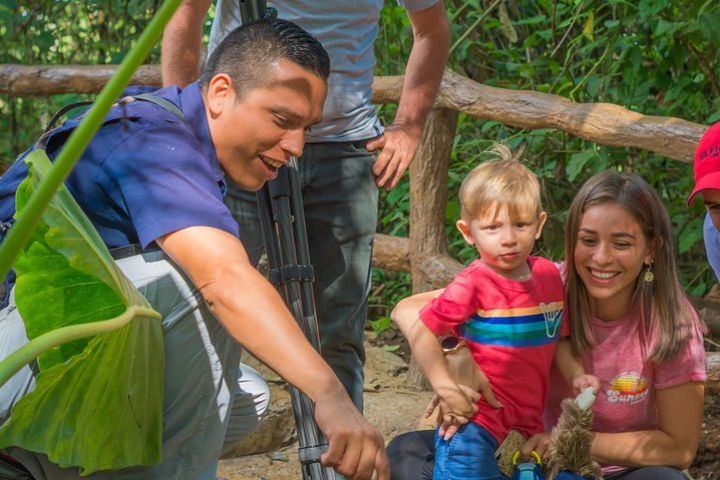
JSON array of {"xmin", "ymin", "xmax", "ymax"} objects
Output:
[{"xmin": 0, "ymin": 64, "xmax": 708, "ymax": 294}]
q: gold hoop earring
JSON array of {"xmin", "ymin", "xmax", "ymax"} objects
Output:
[{"xmin": 644, "ymin": 261, "xmax": 655, "ymax": 283}]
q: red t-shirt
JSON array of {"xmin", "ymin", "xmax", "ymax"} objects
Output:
[{"xmin": 420, "ymin": 256, "xmax": 569, "ymax": 442}]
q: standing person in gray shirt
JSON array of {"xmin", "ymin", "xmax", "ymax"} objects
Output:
[{"xmin": 162, "ymin": 1, "xmax": 450, "ymax": 413}]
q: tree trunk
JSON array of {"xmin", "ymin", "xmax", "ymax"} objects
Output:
[{"xmin": 407, "ymin": 108, "xmax": 459, "ymax": 389}]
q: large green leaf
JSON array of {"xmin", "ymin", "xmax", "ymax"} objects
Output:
[{"xmin": 0, "ymin": 150, "xmax": 164, "ymax": 475}]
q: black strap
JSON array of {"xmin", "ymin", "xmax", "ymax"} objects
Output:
[
  {"xmin": 132, "ymin": 93, "xmax": 184, "ymax": 121},
  {"xmin": 36, "ymin": 100, "xmax": 94, "ymax": 151},
  {"xmin": 35, "ymin": 93, "xmax": 185, "ymax": 152}
]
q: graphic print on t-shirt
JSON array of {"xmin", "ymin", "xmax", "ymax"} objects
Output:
[
  {"xmin": 606, "ymin": 372, "xmax": 649, "ymax": 404},
  {"xmin": 540, "ymin": 302, "xmax": 562, "ymax": 338}
]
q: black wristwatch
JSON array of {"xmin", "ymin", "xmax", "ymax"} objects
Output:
[{"xmin": 440, "ymin": 335, "xmax": 467, "ymax": 355}]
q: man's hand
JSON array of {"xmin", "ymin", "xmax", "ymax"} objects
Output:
[
  {"xmin": 314, "ymin": 387, "xmax": 389, "ymax": 480},
  {"xmin": 159, "ymin": 227, "xmax": 388, "ymax": 479},
  {"xmin": 369, "ymin": 0, "xmax": 451, "ymax": 190},
  {"xmin": 366, "ymin": 123, "xmax": 423, "ymax": 190}
]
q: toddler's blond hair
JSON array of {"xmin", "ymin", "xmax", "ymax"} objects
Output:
[{"xmin": 458, "ymin": 144, "xmax": 543, "ymax": 222}]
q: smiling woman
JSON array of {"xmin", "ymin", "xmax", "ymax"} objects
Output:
[{"xmin": 544, "ymin": 170, "xmax": 707, "ymax": 479}]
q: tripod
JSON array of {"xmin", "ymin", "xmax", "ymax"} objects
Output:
[{"xmin": 240, "ymin": 2, "xmax": 335, "ymax": 479}]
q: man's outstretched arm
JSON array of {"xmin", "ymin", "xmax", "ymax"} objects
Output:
[
  {"xmin": 161, "ymin": 0, "xmax": 212, "ymax": 86},
  {"xmin": 157, "ymin": 226, "xmax": 389, "ymax": 479},
  {"xmin": 367, "ymin": 1, "xmax": 451, "ymax": 190}
]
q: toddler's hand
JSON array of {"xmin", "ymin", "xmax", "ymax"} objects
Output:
[{"xmin": 572, "ymin": 373, "xmax": 600, "ymax": 395}]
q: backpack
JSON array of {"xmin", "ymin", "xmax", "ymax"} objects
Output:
[{"xmin": 0, "ymin": 89, "xmax": 184, "ymax": 309}]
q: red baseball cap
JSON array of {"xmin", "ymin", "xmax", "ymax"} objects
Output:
[{"xmin": 689, "ymin": 122, "xmax": 720, "ymax": 206}]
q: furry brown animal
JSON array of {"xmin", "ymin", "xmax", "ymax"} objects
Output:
[{"xmin": 546, "ymin": 398, "xmax": 603, "ymax": 480}]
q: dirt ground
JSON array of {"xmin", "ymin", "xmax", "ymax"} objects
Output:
[
  {"xmin": 693, "ymin": 362, "xmax": 720, "ymax": 480},
  {"xmin": 218, "ymin": 338, "xmax": 720, "ymax": 480}
]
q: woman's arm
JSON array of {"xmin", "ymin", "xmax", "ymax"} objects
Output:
[
  {"xmin": 554, "ymin": 338, "xmax": 600, "ymax": 394},
  {"xmin": 590, "ymin": 381, "xmax": 704, "ymax": 469},
  {"xmin": 391, "ymin": 293, "xmax": 479, "ymax": 424}
]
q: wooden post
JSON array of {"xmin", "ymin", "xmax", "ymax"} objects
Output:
[
  {"xmin": 409, "ymin": 108, "xmax": 458, "ymax": 293},
  {"xmin": 406, "ymin": 108, "xmax": 459, "ymax": 388}
]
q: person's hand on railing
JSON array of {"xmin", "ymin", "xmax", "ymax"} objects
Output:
[{"xmin": 366, "ymin": 123, "xmax": 423, "ymax": 190}]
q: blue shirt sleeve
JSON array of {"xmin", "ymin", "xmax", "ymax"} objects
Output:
[
  {"xmin": 99, "ymin": 123, "xmax": 239, "ymax": 249},
  {"xmin": 704, "ymin": 213, "xmax": 720, "ymax": 282}
]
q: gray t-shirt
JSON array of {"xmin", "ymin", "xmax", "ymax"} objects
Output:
[{"xmin": 208, "ymin": 0, "xmax": 439, "ymax": 142}]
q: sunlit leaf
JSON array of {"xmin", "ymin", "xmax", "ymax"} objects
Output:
[
  {"xmin": 583, "ymin": 11, "xmax": 594, "ymax": 41},
  {"xmin": 0, "ymin": 151, "xmax": 163, "ymax": 475},
  {"xmin": 498, "ymin": 2, "xmax": 518, "ymax": 43}
]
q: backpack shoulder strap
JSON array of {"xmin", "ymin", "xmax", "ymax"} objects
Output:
[
  {"xmin": 36, "ymin": 100, "xmax": 94, "ymax": 151},
  {"xmin": 132, "ymin": 93, "xmax": 185, "ymax": 121},
  {"xmin": 35, "ymin": 93, "xmax": 185, "ymax": 152}
]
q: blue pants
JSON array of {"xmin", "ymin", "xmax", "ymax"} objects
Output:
[
  {"xmin": 434, "ymin": 423, "xmax": 505, "ymax": 480},
  {"xmin": 225, "ymin": 141, "xmax": 378, "ymax": 410}
]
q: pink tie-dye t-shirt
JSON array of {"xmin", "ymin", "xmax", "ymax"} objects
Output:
[{"xmin": 545, "ymin": 303, "xmax": 706, "ymax": 474}]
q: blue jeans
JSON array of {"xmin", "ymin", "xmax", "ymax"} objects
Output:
[
  {"xmin": 434, "ymin": 423, "xmax": 505, "ymax": 480},
  {"xmin": 224, "ymin": 141, "xmax": 379, "ymax": 410}
]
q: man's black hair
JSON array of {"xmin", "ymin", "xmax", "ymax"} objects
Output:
[{"xmin": 200, "ymin": 18, "xmax": 330, "ymax": 96}]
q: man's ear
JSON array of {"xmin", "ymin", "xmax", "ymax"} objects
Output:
[
  {"xmin": 206, "ymin": 73, "xmax": 235, "ymax": 116},
  {"xmin": 535, "ymin": 211, "xmax": 548, "ymax": 239},
  {"xmin": 456, "ymin": 219, "xmax": 475, "ymax": 245}
]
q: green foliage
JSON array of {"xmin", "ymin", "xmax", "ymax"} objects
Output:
[
  {"xmin": 0, "ymin": 151, "xmax": 163, "ymax": 475},
  {"xmin": 0, "ymin": 1, "xmax": 184, "ymax": 473},
  {"xmin": 0, "ymin": 0, "xmax": 718, "ymax": 321},
  {"xmin": 374, "ymin": 0, "xmax": 720, "ymax": 312},
  {"xmin": 369, "ymin": 316, "xmax": 393, "ymax": 335},
  {"xmin": 0, "ymin": 1, "xmax": 166, "ymax": 170}
]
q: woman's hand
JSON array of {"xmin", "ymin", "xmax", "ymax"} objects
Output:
[
  {"xmin": 425, "ymin": 383, "xmax": 480, "ymax": 440},
  {"xmin": 572, "ymin": 373, "xmax": 601, "ymax": 396},
  {"xmin": 445, "ymin": 344, "xmax": 502, "ymax": 408},
  {"xmin": 431, "ymin": 383, "xmax": 480, "ymax": 440},
  {"xmin": 424, "ymin": 346, "xmax": 501, "ymax": 440}
]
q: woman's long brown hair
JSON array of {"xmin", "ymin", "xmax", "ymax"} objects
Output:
[{"xmin": 565, "ymin": 171, "xmax": 700, "ymax": 362}]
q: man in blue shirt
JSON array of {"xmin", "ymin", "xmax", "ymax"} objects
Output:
[
  {"xmin": 688, "ymin": 122, "xmax": 720, "ymax": 282},
  {"xmin": 0, "ymin": 19, "xmax": 388, "ymax": 480},
  {"xmin": 162, "ymin": 0, "xmax": 451, "ymax": 413}
]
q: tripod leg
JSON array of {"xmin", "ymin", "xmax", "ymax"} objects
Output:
[{"xmin": 256, "ymin": 162, "xmax": 335, "ymax": 480}]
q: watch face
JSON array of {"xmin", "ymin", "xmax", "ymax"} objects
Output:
[{"xmin": 441, "ymin": 336, "xmax": 460, "ymax": 350}]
